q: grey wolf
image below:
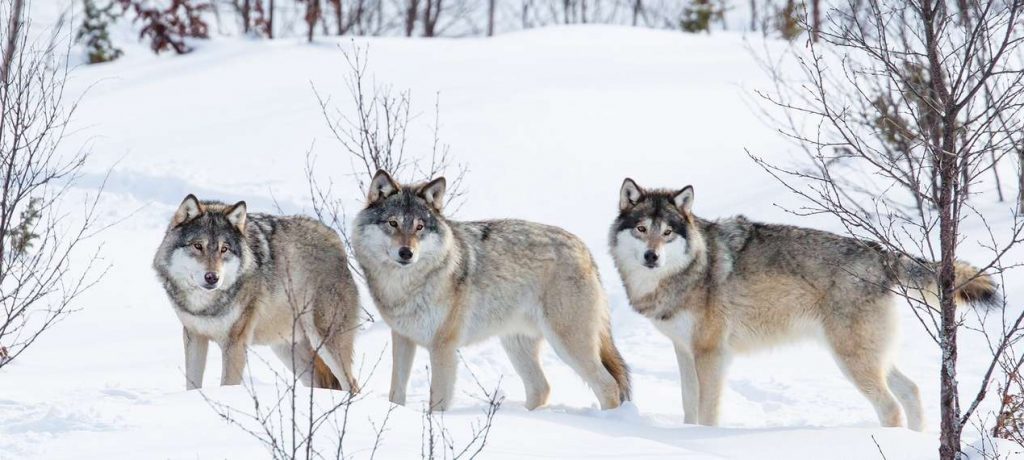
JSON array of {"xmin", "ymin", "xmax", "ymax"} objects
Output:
[
  {"xmin": 153, "ymin": 195, "xmax": 361, "ymax": 391},
  {"xmin": 608, "ymin": 178, "xmax": 997, "ymax": 430},
  {"xmin": 352, "ymin": 170, "xmax": 630, "ymax": 411}
]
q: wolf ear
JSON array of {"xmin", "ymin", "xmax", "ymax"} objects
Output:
[
  {"xmin": 368, "ymin": 170, "xmax": 400, "ymax": 204},
  {"xmin": 419, "ymin": 177, "xmax": 447, "ymax": 211},
  {"xmin": 226, "ymin": 201, "xmax": 247, "ymax": 231},
  {"xmin": 619, "ymin": 178, "xmax": 643, "ymax": 211},
  {"xmin": 172, "ymin": 194, "xmax": 203, "ymax": 226},
  {"xmin": 674, "ymin": 186, "xmax": 694, "ymax": 214}
]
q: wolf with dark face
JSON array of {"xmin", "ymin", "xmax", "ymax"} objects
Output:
[
  {"xmin": 609, "ymin": 178, "xmax": 998, "ymax": 430},
  {"xmin": 153, "ymin": 195, "xmax": 361, "ymax": 391},
  {"xmin": 352, "ymin": 170, "xmax": 630, "ymax": 411}
]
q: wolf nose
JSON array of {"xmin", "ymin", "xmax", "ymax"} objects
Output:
[
  {"xmin": 204, "ymin": 272, "xmax": 219, "ymax": 285},
  {"xmin": 398, "ymin": 247, "xmax": 414, "ymax": 261},
  {"xmin": 643, "ymin": 250, "xmax": 659, "ymax": 264}
]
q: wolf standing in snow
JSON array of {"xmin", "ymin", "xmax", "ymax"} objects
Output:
[
  {"xmin": 609, "ymin": 179, "xmax": 998, "ymax": 430},
  {"xmin": 352, "ymin": 170, "xmax": 630, "ymax": 411},
  {"xmin": 154, "ymin": 195, "xmax": 361, "ymax": 391}
]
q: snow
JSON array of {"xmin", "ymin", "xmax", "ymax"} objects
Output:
[{"xmin": 1, "ymin": 19, "xmax": 1023, "ymax": 460}]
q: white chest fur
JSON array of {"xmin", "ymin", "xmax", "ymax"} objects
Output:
[
  {"xmin": 654, "ymin": 310, "xmax": 697, "ymax": 350},
  {"xmin": 175, "ymin": 306, "xmax": 242, "ymax": 343}
]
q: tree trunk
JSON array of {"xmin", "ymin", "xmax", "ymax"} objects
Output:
[
  {"xmin": 957, "ymin": 0, "xmax": 969, "ymax": 24},
  {"xmin": 938, "ymin": 129, "xmax": 962, "ymax": 460},
  {"xmin": 242, "ymin": 0, "xmax": 251, "ymax": 33},
  {"xmin": 352, "ymin": 0, "xmax": 364, "ymax": 34},
  {"xmin": 268, "ymin": 0, "xmax": 274, "ymax": 38},
  {"xmin": 922, "ymin": 0, "xmax": 963, "ymax": 457},
  {"xmin": 1, "ymin": 0, "xmax": 25, "ymax": 85},
  {"xmin": 811, "ymin": 0, "xmax": 821, "ymax": 41},
  {"xmin": 749, "ymin": 0, "xmax": 757, "ymax": 31},
  {"xmin": 1019, "ymin": 147, "xmax": 1024, "ymax": 213},
  {"xmin": 423, "ymin": 0, "xmax": 432, "ymax": 36},
  {"xmin": 305, "ymin": 0, "xmax": 320, "ymax": 42},
  {"xmin": 422, "ymin": 0, "xmax": 430, "ymax": 36},
  {"xmin": 422, "ymin": 0, "xmax": 441, "ymax": 37},
  {"xmin": 335, "ymin": 0, "xmax": 343, "ymax": 35},
  {"xmin": 991, "ymin": 150, "xmax": 1004, "ymax": 202},
  {"xmin": 487, "ymin": 0, "xmax": 496, "ymax": 36},
  {"xmin": 405, "ymin": 0, "xmax": 418, "ymax": 36}
]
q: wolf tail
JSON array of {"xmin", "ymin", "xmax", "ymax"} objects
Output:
[
  {"xmin": 312, "ymin": 354, "xmax": 343, "ymax": 390},
  {"xmin": 599, "ymin": 327, "xmax": 632, "ymax": 402},
  {"xmin": 896, "ymin": 256, "xmax": 1000, "ymax": 308}
]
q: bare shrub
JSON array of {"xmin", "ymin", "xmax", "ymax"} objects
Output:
[
  {"xmin": 752, "ymin": 1, "xmax": 1024, "ymax": 457},
  {"xmin": 420, "ymin": 366, "xmax": 502, "ymax": 460},
  {"xmin": 1, "ymin": 0, "xmax": 107, "ymax": 369},
  {"xmin": 994, "ymin": 355, "xmax": 1024, "ymax": 449},
  {"xmin": 306, "ymin": 44, "xmax": 467, "ymax": 283},
  {"xmin": 204, "ymin": 262, "xmax": 500, "ymax": 459}
]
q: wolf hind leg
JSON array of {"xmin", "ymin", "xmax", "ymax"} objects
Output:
[
  {"xmin": 888, "ymin": 367, "xmax": 923, "ymax": 431},
  {"xmin": 501, "ymin": 334, "xmax": 551, "ymax": 410},
  {"xmin": 834, "ymin": 352, "xmax": 903, "ymax": 427},
  {"xmin": 301, "ymin": 308, "xmax": 359, "ymax": 393},
  {"xmin": 826, "ymin": 301, "xmax": 906, "ymax": 428},
  {"xmin": 539, "ymin": 311, "xmax": 621, "ymax": 410},
  {"xmin": 827, "ymin": 335, "xmax": 903, "ymax": 426},
  {"xmin": 271, "ymin": 337, "xmax": 318, "ymax": 388}
]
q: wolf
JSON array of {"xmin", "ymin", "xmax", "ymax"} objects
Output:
[
  {"xmin": 154, "ymin": 195, "xmax": 361, "ymax": 392},
  {"xmin": 352, "ymin": 170, "xmax": 630, "ymax": 411},
  {"xmin": 609, "ymin": 179, "xmax": 998, "ymax": 430}
]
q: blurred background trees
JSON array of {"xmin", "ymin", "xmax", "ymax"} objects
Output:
[{"xmin": 74, "ymin": 0, "xmax": 841, "ymax": 60}]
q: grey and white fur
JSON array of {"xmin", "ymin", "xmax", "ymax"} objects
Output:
[
  {"xmin": 154, "ymin": 195, "xmax": 361, "ymax": 391},
  {"xmin": 609, "ymin": 178, "xmax": 998, "ymax": 430},
  {"xmin": 352, "ymin": 170, "xmax": 631, "ymax": 411}
]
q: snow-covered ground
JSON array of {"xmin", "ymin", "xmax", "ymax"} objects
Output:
[{"xmin": 1, "ymin": 22, "xmax": 1022, "ymax": 459}]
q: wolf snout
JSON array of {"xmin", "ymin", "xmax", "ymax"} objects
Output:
[
  {"xmin": 203, "ymin": 271, "xmax": 220, "ymax": 288},
  {"xmin": 643, "ymin": 250, "xmax": 660, "ymax": 268},
  {"xmin": 398, "ymin": 246, "xmax": 414, "ymax": 264}
]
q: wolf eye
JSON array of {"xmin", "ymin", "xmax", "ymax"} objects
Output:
[
  {"xmin": 636, "ymin": 225, "xmax": 647, "ymax": 233},
  {"xmin": 192, "ymin": 242, "xmax": 203, "ymax": 251},
  {"xmin": 415, "ymin": 223, "xmax": 424, "ymax": 231},
  {"xmin": 220, "ymin": 245, "xmax": 229, "ymax": 254},
  {"xmin": 388, "ymin": 220, "xmax": 398, "ymax": 228},
  {"xmin": 663, "ymin": 229, "xmax": 673, "ymax": 236}
]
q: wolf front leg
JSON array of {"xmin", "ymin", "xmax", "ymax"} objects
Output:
[
  {"xmin": 220, "ymin": 340, "xmax": 247, "ymax": 386},
  {"xmin": 390, "ymin": 331, "xmax": 417, "ymax": 406},
  {"xmin": 673, "ymin": 342, "xmax": 700, "ymax": 424},
  {"xmin": 694, "ymin": 346, "xmax": 729, "ymax": 426},
  {"xmin": 428, "ymin": 340, "xmax": 458, "ymax": 412},
  {"xmin": 183, "ymin": 328, "xmax": 209, "ymax": 390}
]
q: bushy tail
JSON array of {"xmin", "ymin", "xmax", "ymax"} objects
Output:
[
  {"xmin": 312, "ymin": 354, "xmax": 343, "ymax": 390},
  {"xmin": 897, "ymin": 257, "xmax": 1000, "ymax": 308},
  {"xmin": 599, "ymin": 328, "xmax": 632, "ymax": 402},
  {"xmin": 953, "ymin": 261, "xmax": 1000, "ymax": 306}
]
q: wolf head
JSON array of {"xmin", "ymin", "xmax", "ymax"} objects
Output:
[
  {"xmin": 353, "ymin": 170, "xmax": 450, "ymax": 268},
  {"xmin": 158, "ymin": 195, "xmax": 250, "ymax": 292},
  {"xmin": 610, "ymin": 178, "xmax": 698, "ymax": 273}
]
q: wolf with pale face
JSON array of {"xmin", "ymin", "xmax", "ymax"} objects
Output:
[
  {"xmin": 610, "ymin": 178, "xmax": 997, "ymax": 430},
  {"xmin": 353, "ymin": 170, "xmax": 631, "ymax": 411},
  {"xmin": 154, "ymin": 195, "xmax": 361, "ymax": 392}
]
